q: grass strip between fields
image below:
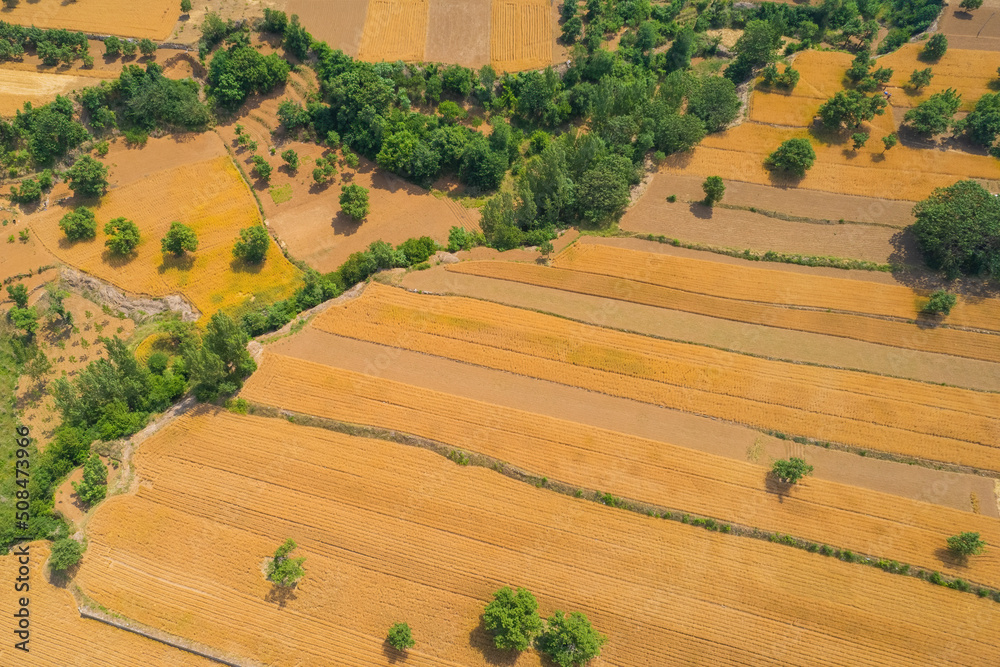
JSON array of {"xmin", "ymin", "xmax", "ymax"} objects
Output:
[{"xmin": 241, "ymin": 401, "xmax": 1000, "ymax": 607}]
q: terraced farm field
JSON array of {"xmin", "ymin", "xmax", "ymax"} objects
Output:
[
  {"xmin": 75, "ymin": 408, "xmax": 1000, "ymax": 666},
  {"xmin": 312, "ymin": 283, "xmax": 1000, "ymax": 470},
  {"xmin": 28, "ymin": 151, "xmax": 301, "ymax": 320},
  {"xmin": 243, "ymin": 352, "xmax": 1000, "ymax": 586},
  {"xmin": 0, "ymin": 544, "xmax": 215, "ymax": 666},
  {"xmin": 0, "ymin": 0, "xmax": 177, "ymax": 39}
]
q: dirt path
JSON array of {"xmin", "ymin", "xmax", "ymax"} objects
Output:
[{"xmin": 61, "ymin": 267, "xmax": 200, "ymax": 322}]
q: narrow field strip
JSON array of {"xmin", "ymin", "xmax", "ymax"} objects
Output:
[
  {"xmin": 242, "ymin": 352, "xmax": 1000, "ymax": 588},
  {"xmin": 553, "ymin": 242, "xmax": 1000, "ymax": 333},
  {"xmin": 312, "ymin": 284, "xmax": 1000, "ymax": 471},
  {"xmin": 448, "ymin": 260, "xmax": 1000, "ymax": 364},
  {"xmin": 75, "ymin": 409, "xmax": 1000, "ymax": 666}
]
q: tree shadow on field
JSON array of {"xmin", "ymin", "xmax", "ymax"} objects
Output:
[
  {"xmin": 101, "ymin": 249, "xmax": 138, "ymax": 268},
  {"xmin": 688, "ymin": 202, "xmax": 713, "ymax": 219},
  {"xmin": 230, "ymin": 256, "xmax": 265, "ymax": 275},
  {"xmin": 382, "ymin": 640, "xmax": 409, "ymax": 664},
  {"xmin": 468, "ymin": 616, "xmax": 519, "ymax": 666},
  {"xmin": 158, "ymin": 253, "xmax": 195, "ymax": 274},
  {"xmin": 265, "ymin": 584, "xmax": 298, "ymax": 608},
  {"xmin": 952, "ymin": 9, "xmax": 974, "ymax": 20},
  {"xmin": 764, "ymin": 472, "xmax": 794, "ymax": 504},
  {"xmin": 934, "ymin": 547, "xmax": 970, "ymax": 569},
  {"xmin": 331, "ymin": 211, "xmax": 361, "ymax": 236}
]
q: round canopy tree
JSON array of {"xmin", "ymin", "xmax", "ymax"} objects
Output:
[
  {"xmin": 911, "ymin": 180, "xmax": 1000, "ymax": 278},
  {"xmin": 66, "ymin": 155, "xmax": 109, "ymax": 198},
  {"xmin": 765, "ymin": 138, "xmax": 816, "ymax": 177},
  {"xmin": 483, "ymin": 586, "xmax": 543, "ymax": 652}
]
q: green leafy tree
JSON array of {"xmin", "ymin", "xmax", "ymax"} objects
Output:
[
  {"xmin": 702, "ymin": 176, "xmax": 725, "ymax": 206},
  {"xmin": 908, "ymin": 67, "xmax": 933, "ymax": 90},
  {"xmin": 59, "ymin": 207, "xmax": 97, "ymax": 241},
  {"xmin": 536, "ymin": 611, "xmax": 607, "ymax": 667},
  {"xmin": 960, "ymin": 0, "xmax": 984, "ymax": 9},
  {"xmin": 6, "ymin": 283, "xmax": 28, "ymax": 308},
  {"xmin": 73, "ymin": 453, "xmax": 107, "ymax": 506},
  {"xmin": 266, "ymin": 538, "xmax": 306, "ymax": 587},
  {"xmin": 561, "ymin": 16, "xmax": 583, "ymax": 44},
  {"xmin": 904, "ymin": 88, "xmax": 961, "ymax": 136},
  {"xmin": 8, "ymin": 306, "xmax": 38, "ymax": 337},
  {"xmin": 138, "ymin": 38, "xmax": 157, "ymax": 57},
  {"xmin": 725, "ymin": 19, "xmax": 779, "ymax": 82},
  {"xmin": 103, "ymin": 217, "xmax": 140, "ymax": 255},
  {"xmin": 851, "ymin": 131, "xmax": 869, "ymax": 151},
  {"xmin": 280, "ymin": 148, "xmax": 300, "ymax": 171},
  {"xmin": 765, "ymin": 138, "xmax": 816, "ymax": 177},
  {"xmin": 181, "ymin": 0, "xmax": 192, "ymax": 12},
  {"xmin": 185, "ymin": 311, "xmax": 256, "ymax": 400},
  {"xmin": 66, "ymin": 156, "xmax": 109, "ymax": 198},
  {"xmin": 882, "ymin": 133, "xmax": 898, "ymax": 153},
  {"xmin": 340, "ymin": 184, "xmax": 370, "ymax": 221},
  {"xmin": 819, "ymin": 90, "xmax": 886, "ymax": 129},
  {"xmin": 575, "ymin": 156, "xmax": 633, "ymax": 226},
  {"xmin": 947, "ymin": 532, "xmax": 987, "ymax": 557},
  {"xmin": 923, "ymin": 33, "xmax": 948, "ymax": 60},
  {"xmin": 232, "ymin": 225, "xmax": 270, "ymax": 263},
  {"xmin": 961, "ymin": 92, "xmax": 1000, "ymax": 148},
  {"xmin": 386, "ymin": 622, "xmax": 415, "ymax": 651},
  {"xmin": 161, "ymin": 221, "xmax": 198, "ymax": 256},
  {"xmin": 483, "ymin": 586, "xmax": 544, "ymax": 651},
  {"xmin": 437, "ymin": 100, "xmax": 466, "ymax": 124},
  {"xmin": 49, "ymin": 538, "xmax": 83, "ymax": 571},
  {"xmin": 687, "ymin": 76, "xmax": 740, "ymax": 133},
  {"xmin": 922, "ymin": 290, "xmax": 957, "ymax": 315},
  {"xmin": 771, "ymin": 457, "xmax": 814, "ymax": 484},
  {"xmin": 251, "ymin": 154, "xmax": 273, "ymax": 182},
  {"xmin": 104, "ymin": 36, "xmax": 122, "ymax": 57}
]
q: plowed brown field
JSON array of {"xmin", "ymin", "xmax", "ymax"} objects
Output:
[
  {"xmin": 313, "ymin": 284, "xmax": 1000, "ymax": 470},
  {"xmin": 939, "ymin": 2, "xmax": 1000, "ymax": 51},
  {"xmin": 491, "ymin": 0, "xmax": 551, "ymax": 71},
  {"xmin": 0, "ymin": 543, "xmax": 215, "ymax": 666},
  {"xmin": 75, "ymin": 409, "xmax": 1000, "ymax": 666},
  {"xmin": 243, "ymin": 352, "xmax": 1000, "ymax": 586},
  {"xmin": 0, "ymin": 0, "xmax": 177, "ymax": 39},
  {"xmin": 554, "ymin": 242, "xmax": 1000, "ymax": 332},
  {"xmin": 28, "ymin": 154, "xmax": 301, "ymax": 319},
  {"xmin": 357, "ymin": 0, "xmax": 430, "ymax": 62}
]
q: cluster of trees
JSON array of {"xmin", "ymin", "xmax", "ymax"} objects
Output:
[
  {"xmin": 483, "ymin": 586, "xmax": 606, "ymax": 667},
  {"xmin": 207, "ymin": 30, "xmax": 290, "ymax": 109},
  {"xmin": 0, "ymin": 22, "xmax": 90, "ymax": 66},
  {"xmin": 103, "ymin": 36, "xmax": 157, "ymax": 60},
  {"xmin": 10, "ymin": 169, "xmax": 53, "ymax": 204},
  {"xmin": 6, "ymin": 96, "xmax": 88, "ymax": 168},
  {"xmin": 78, "ymin": 62, "xmax": 210, "ymax": 135}
]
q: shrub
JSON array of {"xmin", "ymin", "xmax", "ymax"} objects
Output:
[
  {"xmin": 181, "ymin": 0, "xmax": 192, "ymax": 12},
  {"xmin": 922, "ymin": 290, "xmax": 957, "ymax": 315},
  {"xmin": 386, "ymin": 622, "xmax": 415, "ymax": 651},
  {"xmin": 947, "ymin": 532, "xmax": 987, "ymax": 557},
  {"xmin": 232, "ymin": 225, "xmax": 270, "ymax": 263},
  {"xmin": 339, "ymin": 184, "xmax": 370, "ymax": 221},
  {"xmin": 161, "ymin": 221, "xmax": 198, "ymax": 256},
  {"xmin": 147, "ymin": 351, "xmax": 169, "ymax": 375},
  {"xmin": 59, "ymin": 207, "xmax": 97, "ymax": 241},
  {"xmin": 251, "ymin": 154, "xmax": 273, "ymax": 182},
  {"xmin": 765, "ymin": 139, "xmax": 815, "ymax": 177},
  {"xmin": 72, "ymin": 453, "xmax": 107, "ymax": 506},
  {"xmin": 771, "ymin": 457, "xmax": 814, "ymax": 484},
  {"xmin": 280, "ymin": 148, "xmax": 300, "ymax": 171},
  {"xmin": 701, "ymin": 175, "xmax": 724, "ymax": 206},
  {"xmin": 923, "ymin": 33, "xmax": 948, "ymax": 60},
  {"xmin": 49, "ymin": 538, "xmax": 83, "ymax": 571},
  {"xmin": 103, "ymin": 217, "xmax": 140, "ymax": 255},
  {"xmin": 138, "ymin": 38, "xmax": 157, "ymax": 57},
  {"xmin": 536, "ymin": 611, "xmax": 607, "ymax": 667},
  {"xmin": 266, "ymin": 538, "xmax": 306, "ymax": 587},
  {"xmin": 483, "ymin": 586, "xmax": 543, "ymax": 651}
]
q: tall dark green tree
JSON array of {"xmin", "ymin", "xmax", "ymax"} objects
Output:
[
  {"xmin": 483, "ymin": 587, "xmax": 543, "ymax": 652},
  {"xmin": 911, "ymin": 180, "xmax": 1000, "ymax": 278}
]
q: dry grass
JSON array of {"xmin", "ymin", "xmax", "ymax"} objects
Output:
[
  {"xmin": 244, "ymin": 352, "xmax": 1000, "ymax": 587},
  {"xmin": 74, "ymin": 408, "xmax": 1000, "ymax": 666},
  {"xmin": 491, "ymin": 0, "xmax": 552, "ymax": 72},
  {"xmin": 312, "ymin": 284, "xmax": 1000, "ymax": 470},
  {"xmin": 29, "ymin": 156, "xmax": 302, "ymax": 320}
]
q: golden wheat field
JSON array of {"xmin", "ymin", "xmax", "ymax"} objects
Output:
[
  {"xmin": 447, "ymin": 259, "xmax": 1000, "ymax": 363},
  {"xmin": 491, "ymin": 0, "xmax": 552, "ymax": 71},
  {"xmin": 881, "ymin": 43, "xmax": 999, "ymax": 109},
  {"xmin": 28, "ymin": 156, "xmax": 301, "ymax": 320},
  {"xmin": 243, "ymin": 352, "xmax": 1000, "ymax": 587},
  {"xmin": 312, "ymin": 284, "xmax": 1000, "ymax": 470},
  {"xmin": 749, "ymin": 51, "xmax": 853, "ymax": 127},
  {"xmin": 0, "ymin": 544, "xmax": 216, "ymax": 666},
  {"xmin": 554, "ymin": 242, "xmax": 1000, "ymax": 332},
  {"xmin": 74, "ymin": 408, "xmax": 1000, "ymax": 666},
  {"xmin": 0, "ymin": 0, "xmax": 177, "ymax": 40},
  {"xmin": 0, "ymin": 69, "xmax": 96, "ymax": 116},
  {"xmin": 357, "ymin": 0, "xmax": 430, "ymax": 62}
]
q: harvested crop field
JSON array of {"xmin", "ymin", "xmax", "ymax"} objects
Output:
[
  {"xmin": 28, "ymin": 148, "xmax": 301, "ymax": 319},
  {"xmin": 244, "ymin": 352, "xmax": 1000, "ymax": 585},
  {"xmin": 425, "ymin": 0, "xmax": 492, "ymax": 66},
  {"xmin": 0, "ymin": 69, "xmax": 97, "ymax": 115},
  {"xmin": 749, "ymin": 51, "xmax": 852, "ymax": 127},
  {"xmin": 402, "ymin": 264, "xmax": 1000, "ymax": 392},
  {"xmin": 632, "ymin": 171, "xmax": 916, "ymax": 225},
  {"xmin": 620, "ymin": 195, "xmax": 907, "ymax": 265},
  {"xmin": 939, "ymin": 2, "xmax": 1000, "ymax": 51},
  {"xmin": 75, "ymin": 408, "xmax": 1000, "ymax": 666},
  {"xmin": 491, "ymin": 0, "xmax": 552, "ymax": 71},
  {"xmin": 285, "ymin": 0, "xmax": 371, "ymax": 56},
  {"xmin": 0, "ymin": 0, "xmax": 177, "ymax": 39},
  {"xmin": 0, "ymin": 543, "xmax": 216, "ymax": 666},
  {"xmin": 0, "ymin": 227, "xmax": 57, "ymax": 295},
  {"xmin": 313, "ymin": 283, "xmax": 1000, "ymax": 470},
  {"xmin": 357, "ymin": 0, "xmax": 430, "ymax": 62},
  {"xmin": 881, "ymin": 43, "xmax": 999, "ymax": 108}
]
